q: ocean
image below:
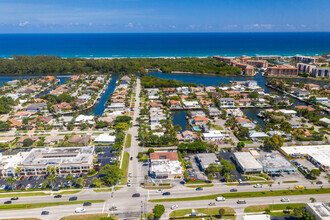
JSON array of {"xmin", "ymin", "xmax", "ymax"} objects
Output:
[{"xmin": 0, "ymin": 32, "xmax": 329, "ymax": 58}]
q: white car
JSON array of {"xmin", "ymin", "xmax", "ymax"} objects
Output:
[
  {"xmin": 0, "ymin": 185, "xmax": 5, "ymax": 190},
  {"xmin": 281, "ymin": 198, "xmax": 290, "ymax": 202},
  {"xmin": 26, "ymin": 184, "xmax": 31, "ymax": 189},
  {"xmin": 156, "ymin": 189, "xmax": 164, "ymax": 193},
  {"xmin": 128, "ymin": 172, "xmax": 132, "ymax": 177},
  {"xmin": 75, "ymin": 207, "xmax": 86, "ymax": 213},
  {"xmin": 171, "ymin": 205, "xmax": 178, "ymax": 210},
  {"xmin": 253, "ymin": 184, "xmax": 262, "ymax": 188}
]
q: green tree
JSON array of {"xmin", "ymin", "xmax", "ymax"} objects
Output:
[
  {"xmin": 207, "ymin": 173, "xmax": 214, "ymax": 180},
  {"xmin": 218, "ymin": 208, "xmax": 225, "ymax": 217},
  {"xmin": 92, "ymin": 177, "xmax": 101, "ymax": 188},
  {"xmin": 6, "ymin": 177, "xmax": 15, "ymax": 190},
  {"xmin": 152, "ymin": 204, "xmax": 165, "ymax": 219},
  {"xmin": 310, "ymin": 197, "xmax": 316, "ymax": 203},
  {"xmin": 310, "ymin": 169, "xmax": 321, "ymax": 178},
  {"xmin": 237, "ymin": 142, "xmax": 245, "ymax": 151},
  {"xmin": 99, "ymin": 164, "xmax": 121, "ymax": 186},
  {"xmin": 66, "ymin": 174, "xmax": 74, "ymax": 189},
  {"xmin": 48, "ymin": 174, "xmax": 56, "ymax": 190},
  {"xmin": 23, "ymin": 138, "xmax": 34, "ymax": 147},
  {"xmin": 76, "ymin": 177, "xmax": 85, "ymax": 187}
]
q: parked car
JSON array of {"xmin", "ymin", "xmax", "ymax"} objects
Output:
[
  {"xmin": 253, "ymin": 184, "xmax": 262, "ymax": 188},
  {"xmin": 69, "ymin": 196, "xmax": 77, "ymax": 201},
  {"xmin": 75, "ymin": 207, "xmax": 86, "ymax": 213},
  {"xmin": 162, "ymin": 192, "xmax": 171, "ymax": 196},
  {"xmin": 41, "ymin": 211, "xmax": 50, "ymax": 215},
  {"xmin": 230, "ymin": 188, "xmax": 238, "ymax": 192},
  {"xmin": 0, "ymin": 185, "xmax": 5, "ymax": 190},
  {"xmin": 238, "ymin": 179, "xmax": 242, "ymax": 183},
  {"xmin": 26, "ymin": 184, "xmax": 31, "ymax": 189},
  {"xmin": 130, "ymin": 157, "xmax": 133, "ymax": 160},
  {"xmin": 54, "ymin": 195, "xmax": 62, "ymax": 198},
  {"xmin": 196, "ymin": 187, "xmax": 203, "ymax": 191},
  {"xmin": 11, "ymin": 197, "xmax": 19, "ymax": 200},
  {"xmin": 16, "ymin": 184, "xmax": 23, "ymax": 189},
  {"xmin": 128, "ymin": 172, "xmax": 132, "ymax": 177},
  {"xmin": 83, "ymin": 202, "xmax": 92, "ymax": 206},
  {"xmin": 132, "ymin": 193, "xmax": 140, "ymax": 197},
  {"xmin": 4, "ymin": 201, "xmax": 12, "ymax": 204}
]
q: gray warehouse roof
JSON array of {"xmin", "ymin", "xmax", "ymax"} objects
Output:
[{"xmin": 196, "ymin": 153, "xmax": 219, "ymax": 169}]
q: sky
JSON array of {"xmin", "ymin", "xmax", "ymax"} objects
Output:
[{"xmin": 0, "ymin": 0, "xmax": 329, "ymax": 33}]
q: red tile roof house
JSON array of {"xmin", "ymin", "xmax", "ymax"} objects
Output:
[
  {"xmin": 200, "ymin": 100, "xmax": 213, "ymax": 107},
  {"xmin": 295, "ymin": 106, "xmax": 315, "ymax": 111},
  {"xmin": 168, "ymin": 100, "xmax": 182, "ymax": 109},
  {"xmin": 225, "ymin": 91, "xmax": 241, "ymax": 97},
  {"xmin": 17, "ymin": 136, "xmax": 39, "ymax": 147},
  {"xmin": 193, "ymin": 116, "xmax": 209, "ymax": 126},
  {"xmin": 53, "ymin": 102, "xmax": 72, "ymax": 112},
  {"xmin": 13, "ymin": 111, "xmax": 31, "ymax": 119},
  {"xmin": 234, "ymin": 98, "xmax": 252, "ymax": 107},
  {"xmin": 149, "ymin": 102, "xmax": 163, "ymax": 108},
  {"xmin": 8, "ymin": 119, "xmax": 23, "ymax": 128},
  {"xmin": 177, "ymin": 130, "xmax": 198, "ymax": 142},
  {"xmin": 305, "ymin": 84, "xmax": 320, "ymax": 90},
  {"xmin": 28, "ymin": 116, "xmax": 53, "ymax": 128},
  {"xmin": 163, "ymin": 88, "xmax": 176, "ymax": 94}
]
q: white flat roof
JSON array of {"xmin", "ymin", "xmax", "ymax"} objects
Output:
[
  {"xmin": 243, "ymin": 215, "xmax": 270, "ymax": 220},
  {"xmin": 234, "ymin": 152, "xmax": 263, "ymax": 170},
  {"xmin": 281, "ymin": 145, "xmax": 330, "ymax": 167},
  {"xmin": 94, "ymin": 134, "xmax": 116, "ymax": 143}
]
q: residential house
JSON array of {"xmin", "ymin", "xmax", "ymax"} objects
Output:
[
  {"xmin": 235, "ymin": 117, "xmax": 256, "ymax": 129},
  {"xmin": 177, "ymin": 130, "xmax": 198, "ymax": 142},
  {"xmin": 54, "ymin": 102, "xmax": 72, "ymax": 112},
  {"xmin": 203, "ymin": 130, "xmax": 224, "ymax": 141},
  {"xmin": 13, "ymin": 111, "xmax": 31, "ymax": 119},
  {"xmin": 205, "ymin": 86, "xmax": 216, "ymax": 93},
  {"xmin": 193, "ymin": 116, "xmax": 209, "ymax": 126},
  {"xmin": 293, "ymin": 89, "xmax": 310, "ymax": 98},
  {"xmin": 183, "ymin": 101, "xmax": 200, "ymax": 109},
  {"xmin": 208, "ymin": 107, "xmax": 221, "ymax": 117},
  {"xmin": 168, "ymin": 100, "xmax": 182, "ymax": 109},
  {"xmin": 69, "ymin": 135, "xmax": 91, "ymax": 145},
  {"xmin": 26, "ymin": 103, "xmax": 47, "ymax": 113},
  {"xmin": 219, "ymin": 98, "xmax": 235, "ymax": 107},
  {"xmin": 44, "ymin": 136, "xmax": 65, "ymax": 145}
]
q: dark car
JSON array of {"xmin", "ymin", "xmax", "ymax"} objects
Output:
[
  {"xmin": 132, "ymin": 193, "xmax": 140, "ymax": 197},
  {"xmin": 83, "ymin": 202, "xmax": 92, "ymax": 206},
  {"xmin": 230, "ymin": 188, "xmax": 238, "ymax": 192},
  {"xmin": 130, "ymin": 157, "xmax": 133, "ymax": 160},
  {"xmin": 16, "ymin": 184, "xmax": 23, "ymax": 189},
  {"xmin": 11, "ymin": 197, "xmax": 18, "ymax": 200},
  {"xmin": 196, "ymin": 187, "xmax": 203, "ymax": 191},
  {"xmin": 162, "ymin": 192, "xmax": 171, "ymax": 196},
  {"xmin": 180, "ymin": 181, "xmax": 185, "ymax": 184},
  {"xmin": 41, "ymin": 211, "xmax": 49, "ymax": 215},
  {"xmin": 4, "ymin": 201, "xmax": 12, "ymax": 204},
  {"xmin": 316, "ymin": 181, "xmax": 323, "ymax": 185},
  {"xmin": 54, "ymin": 195, "xmax": 62, "ymax": 198},
  {"xmin": 69, "ymin": 196, "xmax": 77, "ymax": 201}
]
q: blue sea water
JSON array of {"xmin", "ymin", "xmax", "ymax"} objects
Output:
[{"xmin": 0, "ymin": 32, "xmax": 329, "ymax": 58}]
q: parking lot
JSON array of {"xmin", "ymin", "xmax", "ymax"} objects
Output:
[{"xmin": 217, "ymin": 150, "xmax": 247, "ymax": 183}]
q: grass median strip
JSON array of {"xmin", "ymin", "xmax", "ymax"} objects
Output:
[
  {"xmin": 0, "ymin": 200, "xmax": 104, "ymax": 211},
  {"xmin": 150, "ymin": 188, "xmax": 330, "ymax": 202},
  {"xmin": 54, "ymin": 190, "xmax": 81, "ymax": 195},
  {"xmin": 0, "ymin": 192, "xmax": 49, "ymax": 198},
  {"xmin": 59, "ymin": 213, "xmax": 109, "ymax": 220},
  {"xmin": 120, "ymin": 151, "xmax": 130, "ymax": 185},
  {"xmin": 185, "ymin": 184, "xmax": 214, "ymax": 188}
]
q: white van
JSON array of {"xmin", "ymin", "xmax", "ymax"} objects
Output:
[
  {"xmin": 75, "ymin": 207, "xmax": 86, "ymax": 213},
  {"xmin": 216, "ymin": 197, "xmax": 225, "ymax": 201}
]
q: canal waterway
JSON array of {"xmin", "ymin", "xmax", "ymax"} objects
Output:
[{"xmin": 148, "ymin": 71, "xmax": 328, "ymax": 128}]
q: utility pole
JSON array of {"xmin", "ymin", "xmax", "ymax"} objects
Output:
[{"xmin": 140, "ymin": 201, "xmax": 143, "ymax": 220}]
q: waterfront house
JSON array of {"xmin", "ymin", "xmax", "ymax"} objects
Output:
[
  {"xmin": 235, "ymin": 117, "xmax": 256, "ymax": 129},
  {"xmin": 226, "ymin": 108, "xmax": 243, "ymax": 117},
  {"xmin": 168, "ymin": 100, "xmax": 182, "ymax": 109},
  {"xmin": 219, "ymin": 98, "xmax": 235, "ymax": 107},
  {"xmin": 293, "ymin": 89, "xmax": 310, "ymax": 98},
  {"xmin": 205, "ymin": 86, "xmax": 216, "ymax": 93},
  {"xmin": 183, "ymin": 101, "xmax": 200, "ymax": 109},
  {"xmin": 190, "ymin": 87, "xmax": 204, "ymax": 93},
  {"xmin": 313, "ymin": 97, "xmax": 329, "ymax": 104},
  {"xmin": 176, "ymin": 87, "xmax": 189, "ymax": 95},
  {"xmin": 305, "ymin": 84, "xmax": 320, "ymax": 90},
  {"xmin": 177, "ymin": 130, "xmax": 198, "ymax": 142},
  {"xmin": 54, "ymin": 102, "xmax": 72, "ymax": 112},
  {"xmin": 193, "ymin": 116, "xmax": 209, "ymax": 126},
  {"xmin": 235, "ymin": 98, "xmax": 252, "ymax": 107},
  {"xmin": 208, "ymin": 107, "xmax": 221, "ymax": 117},
  {"xmin": 163, "ymin": 88, "xmax": 176, "ymax": 94},
  {"xmin": 203, "ymin": 130, "xmax": 224, "ymax": 141},
  {"xmin": 26, "ymin": 103, "xmax": 47, "ymax": 113},
  {"xmin": 249, "ymin": 130, "xmax": 268, "ymax": 139}
]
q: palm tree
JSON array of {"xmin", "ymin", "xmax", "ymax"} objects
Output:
[
  {"xmin": 6, "ymin": 177, "xmax": 15, "ymax": 190},
  {"xmin": 66, "ymin": 174, "xmax": 74, "ymax": 189},
  {"xmin": 48, "ymin": 174, "xmax": 56, "ymax": 190},
  {"xmin": 76, "ymin": 177, "xmax": 85, "ymax": 187},
  {"xmin": 15, "ymin": 167, "xmax": 22, "ymax": 177},
  {"xmin": 92, "ymin": 177, "xmax": 100, "ymax": 188}
]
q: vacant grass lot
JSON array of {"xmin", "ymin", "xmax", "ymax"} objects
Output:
[
  {"xmin": 0, "ymin": 200, "xmax": 104, "ymax": 211},
  {"xmin": 0, "ymin": 192, "xmax": 49, "ymax": 198},
  {"xmin": 150, "ymin": 188, "xmax": 330, "ymax": 202},
  {"xmin": 170, "ymin": 207, "xmax": 235, "ymax": 219},
  {"xmin": 245, "ymin": 203, "xmax": 306, "ymax": 212}
]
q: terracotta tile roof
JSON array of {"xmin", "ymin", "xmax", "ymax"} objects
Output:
[
  {"xmin": 150, "ymin": 152, "xmax": 179, "ymax": 161},
  {"xmin": 8, "ymin": 119, "xmax": 23, "ymax": 127}
]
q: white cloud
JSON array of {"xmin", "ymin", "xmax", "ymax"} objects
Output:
[
  {"xmin": 126, "ymin": 22, "xmax": 134, "ymax": 28},
  {"xmin": 18, "ymin": 21, "xmax": 29, "ymax": 27}
]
